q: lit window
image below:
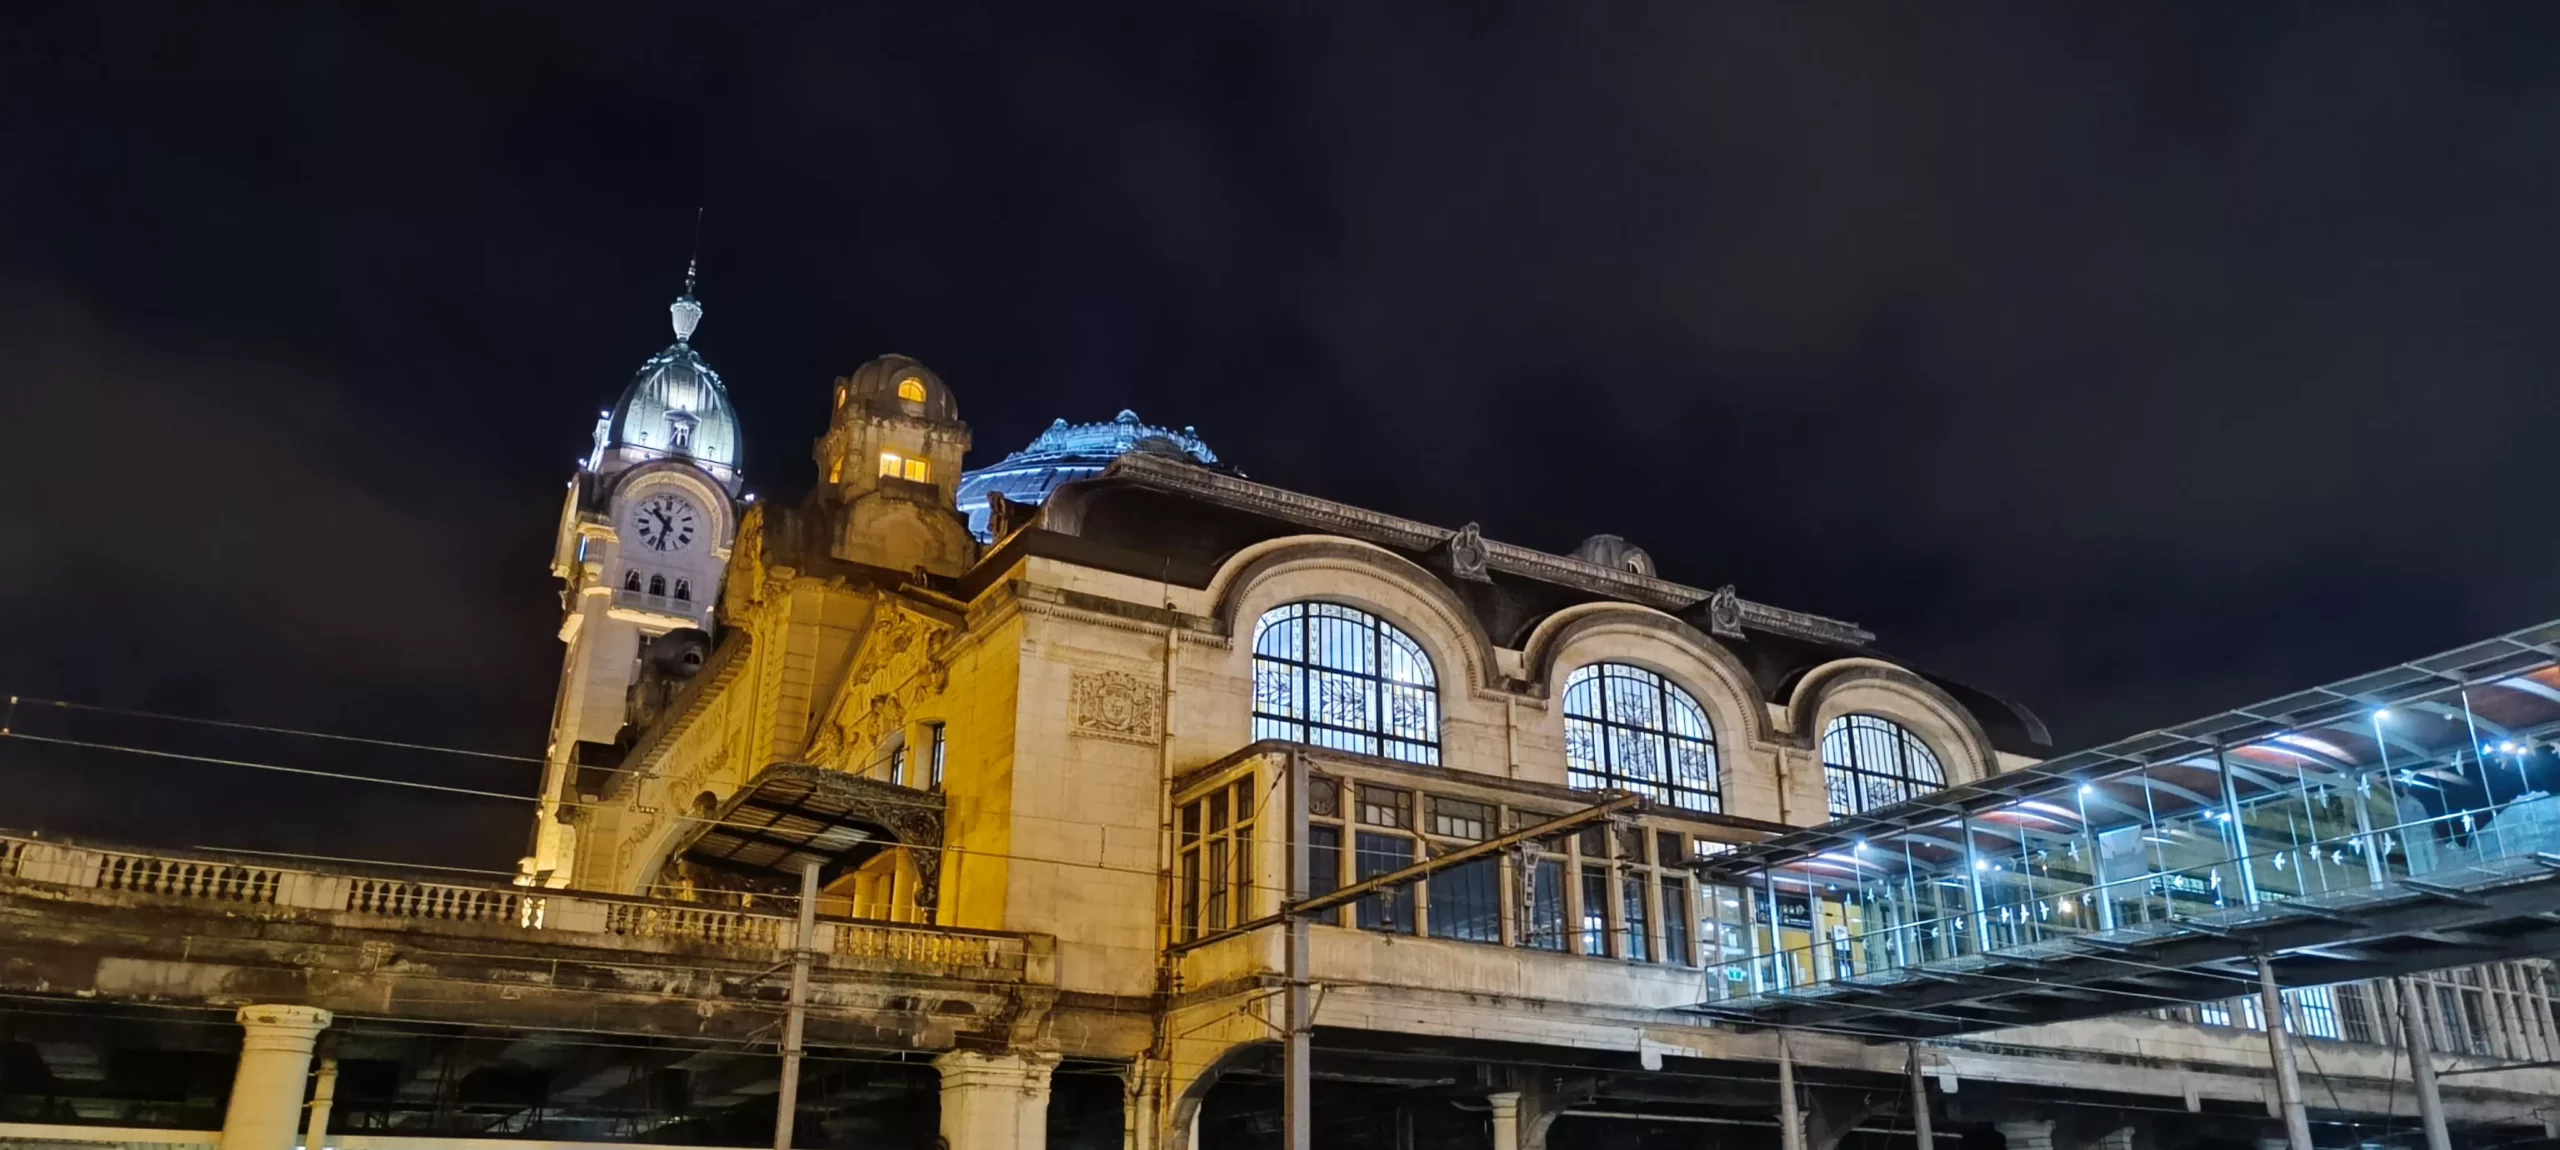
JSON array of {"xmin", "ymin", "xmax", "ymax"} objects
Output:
[
  {"xmin": 902, "ymin": 458, "xmax": 929, "ymax": 482},
  {"xmin": 1563, "ymin": 664, "xmax": 1719, "ymax": 812},
  {"xmin": 828, "ymin": 457, "xmax": 845, "ymax": 484},
  {"xmin": 1251, "ymin": 602, "xmax": 1440, "ymax": 765},
  {"xmin": 878, "ymin": 452, "xmax": 904, "ymax": 478},
  {"xmin": 1820, "ymin": 714, "xmax": 1946, "ymax": 818},
  {"xmin": 897, "ymin": 376, "xmax": 928, "ymax": 403}
]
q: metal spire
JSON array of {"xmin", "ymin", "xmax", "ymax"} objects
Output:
[{"xmin": 669, "ymin": 208, "xmax": 705, "ymax": 343}]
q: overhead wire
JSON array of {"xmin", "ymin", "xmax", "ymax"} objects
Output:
[{"xmin": 9, "ymin": 694, "xmax": 2536, "ymax": 1061}]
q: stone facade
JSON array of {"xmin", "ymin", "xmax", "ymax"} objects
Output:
[{"xmin": 501, "ymin": 358, "xmax": 2558, "ymax": 1147}]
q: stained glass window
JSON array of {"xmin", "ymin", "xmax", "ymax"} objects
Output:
[
  {"xmin": 1252, "ymin": 602, "xmax": 1441, "ymax": 764},
  {"xmin": 1562, "ymin": 664, "xmax": 1719, "ymax": 812},
  {"xmin": 1820, "ymin": 714, "xmax": 1946, "ymax": 818}
]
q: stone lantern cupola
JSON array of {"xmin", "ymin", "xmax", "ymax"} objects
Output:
[{"xmin": 812, "ymin": 354, "xmax": 977, "ymax": 576}]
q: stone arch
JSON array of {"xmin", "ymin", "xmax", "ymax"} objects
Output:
[
  {"xmin": 1208, "ymin": 535, "xmax": 1500, "ymax": 697},
  {"xmin": 1519, "ymin": 602, "xmax": 1774, "ymax": 744},
  {"xmin": 1789, "ymin": 659, "xmax": 2001, "ymax": 789}
]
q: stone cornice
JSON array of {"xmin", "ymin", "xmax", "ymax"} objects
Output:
[{"xmin": 1100, "ymin": 453, "xmax": 1875, "ymax": 647}]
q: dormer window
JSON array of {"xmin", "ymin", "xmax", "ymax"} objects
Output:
[
  {"xmin": 665, "ymin": 411, "xmax": 698, "ymax": 453},
  {"xmin": 878, "ymin": 452, "xmax": 929, "ymax": 482},
  {"xmin": 897, "ymin": 376, "xmax": 927, "ymax": 404}
]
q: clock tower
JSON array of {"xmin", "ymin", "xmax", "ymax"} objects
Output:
[{"xmin": 522, "ymin": 266, "xmax": 745, "ymax": 888}]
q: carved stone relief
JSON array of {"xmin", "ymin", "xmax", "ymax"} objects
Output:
[{"xmin": 1070, "ymin": 669, "xmax": 1164, "ymax": 745}]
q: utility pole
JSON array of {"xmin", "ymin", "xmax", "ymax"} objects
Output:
[
  {"xmin": 1284, "ymin": 752, "xmax": 1312, "ymax": 1150},
  {"xmin": 303, "ymin": 1034, "xmax": 339, "ymax": 1150},
  {"xmin": 2399, "ymin": 977, "xmax": 2451, "ymax": 1150},
  {"xmin": 1907, "ymin": 1042, "xmax": 1933, "ymax": 1150},
  {"xmin": 2257, "ymin": 958, "xmax": 2312, "ymax": 1150},
  {"xmin": 1779, "ymin": 1031, "xmax": 1804, "ymax": 1150},
  {"xmin": 774, "ymin": 861, "xmax": 821, "ymax": 1150}
]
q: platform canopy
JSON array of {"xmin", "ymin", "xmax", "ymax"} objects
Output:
[
  {"xmin": 674, "ymin": 763, "xmax": 945, "ymax": 899},
  {"xmin": 1688, "ymin": 620, "xmax": 2560, "ymax": 1039}
]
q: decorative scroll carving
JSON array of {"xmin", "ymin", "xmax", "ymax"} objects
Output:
[
  {"xmin": 1447, "ymin": 521, "xmax": 1491, "ymax": 582},
  {"xmin": 1070, "ymin": 669, "xmax": 1164, "ymax": 745},
  {"xmin": 1707, "ymin": 585, "xmax": 1745, "ymax": 640},
  {"xmin": 806, "ymin": 601, "xmax": 951, "ymax": 769}
]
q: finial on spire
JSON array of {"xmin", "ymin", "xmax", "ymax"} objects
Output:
[{"xmin": 670, "ymin": 208, "xmax": 706, "ymax": 342}]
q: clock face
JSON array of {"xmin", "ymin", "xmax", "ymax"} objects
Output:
[{"xmin": 629, "ymin": 491, "xmax": 700, "ymax": 554}]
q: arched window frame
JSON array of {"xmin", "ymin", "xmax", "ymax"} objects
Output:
[
  {"xmin": 647, "ymin": 573, "xmax": 667, "ymax": 598},
  {"xmin": 1562, "ymin": 663, "xmax": 1720, "ymax": 812},
  {"xmin": 1820, "ymin": 713, "xmax": 1946, "ymax": 818},
  {"xmin": 1252, "ymin": 601, "xmax": 1441, "ymax": 765}
]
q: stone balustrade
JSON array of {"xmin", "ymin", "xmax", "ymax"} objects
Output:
[{"xmin": 0, "ymin": 832, "xmax": 1032, "ymax": 976}]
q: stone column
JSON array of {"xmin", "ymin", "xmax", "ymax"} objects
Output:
[
  {"xmin": 219, "ymin": 1005, "xmax": 331, "ymax": 1150},
  {"xmin": 1488, "ymin": 1092, "xmax": 1522, "ymax": 1150},
  {"xmin": 2081, "ymin": 1127, "xmax": 2136, "ymax": 1150},
  {"xmin": 1995, "ymin": 1118, "xmax": 2056, "ymax": 1150},
  {"xmin": 938, "ymin": 1050, "xmax": 1056, "ymax": 1150}
]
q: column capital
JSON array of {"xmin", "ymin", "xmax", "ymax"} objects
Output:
[
  {"xmin": 236, "ymin": 1004, "xmax": 332, "ymax": 1032},
  {"xmin": 934, "ymin": 1048, "xmax": 1058, "ymax": 1092},
  {"xmin": 1996, "ymin": 1118, "xmax": 2059, "ymax": 1150}
]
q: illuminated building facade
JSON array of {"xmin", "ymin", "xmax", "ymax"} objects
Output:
[{"xmin": 9, "ymin": 347, "xmax": 2560, "ymax": 1150}]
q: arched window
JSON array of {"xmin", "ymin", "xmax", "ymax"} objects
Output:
[
  {"xmin": 897, "ymin": 376, "xmax": 928, "ymax": 403},
  {"xmin": 673, "ymin": 578, "xmax": 692, "ymax": 603},
  {"xmin": 1252, "ymin": 602, "xmax": 1440, "ymax": 764},
  {"xmin": 1821, "ymin": 714, "xmax": 1945, "ymax": 818},
  {"xmin": 1562, "ymin": 664, "xmax": 1719, "ymax": 812},
  {"xmin": 623, "ymin": 570, "xmax": 642, "ymax": 592},
  {"xmin": 648, "ymin": 574, "xmax": 667, "ymax": 598}
]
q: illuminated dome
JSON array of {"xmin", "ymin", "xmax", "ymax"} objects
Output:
[
  {"xmin": 597, "ymin": 270, "xmax": 743, "ymax": 492},
  {"xmin": 957, "ymin": 410, "xmax": 1224, "ymax": 541}
]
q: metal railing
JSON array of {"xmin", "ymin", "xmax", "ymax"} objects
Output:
[{"xmin": 0, "ymin": 833, "xmax": 1032, "ymax": 977}]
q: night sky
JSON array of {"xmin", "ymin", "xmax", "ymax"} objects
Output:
[{"xmin": 9, "ymin": 5, "xmax": 2560, "ymax": 871}]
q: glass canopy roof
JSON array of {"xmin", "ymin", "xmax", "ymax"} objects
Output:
[{"xmin": 1687, "ymin": 620, "xmax": 2560, "ymax": 1038}]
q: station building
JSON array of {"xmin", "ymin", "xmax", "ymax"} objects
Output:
[{"xmin": 6, "ymin": 277, "xmax": 2560, "ymax": 1150}]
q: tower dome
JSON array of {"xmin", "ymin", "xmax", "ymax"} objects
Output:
[
  {"xmin": 598, "ymin": 267, "xmax": 743, "ymax": 492},
  {"xmin": 955, "ymin": 410, "xmax": 1225, "ymax": 541}
]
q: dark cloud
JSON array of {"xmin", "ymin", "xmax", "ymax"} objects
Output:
[{"xmin": 8, "ymin": 3, "xmax": 2560, "ymax": 865}]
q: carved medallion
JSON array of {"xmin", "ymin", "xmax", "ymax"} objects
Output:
[{"xmin": 1070, "ymin": 669, "xmax": 1164, "ymax": 745}]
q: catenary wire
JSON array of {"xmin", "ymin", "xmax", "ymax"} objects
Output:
[{"xmin": 7, "ymin": 698, "xmax": 2520, "ymax": 1045}]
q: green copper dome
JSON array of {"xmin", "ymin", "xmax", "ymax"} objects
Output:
[{"xmin": 599, "ymin": 271, "xmax": 742, "ymax": 491}]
